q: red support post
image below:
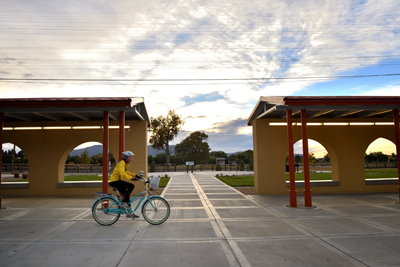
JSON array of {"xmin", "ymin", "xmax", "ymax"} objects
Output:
[
  {"xmin": 0, "ymin": 113, "xmax": 3, "ymax": 209},
  {"xmin": 102, "ymin": 111, "xmax": 109, "ymax": 194},
  {"xmin": 119, "ymin": 111, "xmax": 125, "ymax": 162},
  {"xmin": 301, "ymin": 109, "xmax": 312, "ymax": 207},
  {"xmin": 393, "ymin": 109, "xmax": 400, "ymax": 202},
  {"xmin": 287, "ymin": 110, "xmax": 297, "ymax": 207}
]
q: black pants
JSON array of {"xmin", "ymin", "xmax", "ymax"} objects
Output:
[{"xmin": 109, "ymin": 180, "xmax": 135, "ymax": 203}]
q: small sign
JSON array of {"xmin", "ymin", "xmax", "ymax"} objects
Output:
[
  {"xmin": 216, "ymin": 158, "xmax": 227, "ymax": 165},
  {"xmin": 186, "ymin": 161, "xmax": 194, "ymax": 166}
]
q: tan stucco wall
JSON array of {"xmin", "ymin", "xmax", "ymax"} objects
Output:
[
  {"xmin": 2, "ymin": 120, "xmax": 148, "ymax": 197},
  {"xmin": 253, "ymin": 118, "xmax": 398, "ymax": 195}
]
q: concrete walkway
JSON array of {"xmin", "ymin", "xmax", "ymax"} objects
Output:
[{"xmin": 1, "ymin": 172, "xmax": 400, "ymax": 266}]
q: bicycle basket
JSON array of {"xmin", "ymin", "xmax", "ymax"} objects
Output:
[{"xmin": 149, "ymin": 176, "xmax": 160, "ymax": 188}]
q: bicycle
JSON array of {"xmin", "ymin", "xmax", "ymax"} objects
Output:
[{"xmin": 92, "ymin": 173, "xmax": 170, "ymax": 226}]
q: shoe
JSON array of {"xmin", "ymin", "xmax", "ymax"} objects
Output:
[
  {"xmin": 120, "ymin": 202, "xmax": 130, "ymax": 209},
  {"xmin": 131, "ymin": 213, "xmax": 139, "ymax": 218}
]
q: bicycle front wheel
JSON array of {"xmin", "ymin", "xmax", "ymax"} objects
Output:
[
  {"xmin": 92, "ymin": 197, "xmax": 121, "ymax": 226},
  {"xmin": 142, "ymin": 197, "xmax": 170, "ymax": 225}
]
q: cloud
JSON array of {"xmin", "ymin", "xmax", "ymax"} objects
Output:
[
  {"xmin": 359, "ymin": 84, "xmax": 400, "ymax": 96},
  {"xmin": 1, "ymin": 0, "xmax": 400, "ymax": 152}
]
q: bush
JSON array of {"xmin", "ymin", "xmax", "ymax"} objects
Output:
[
  {"xmin": 150, "ymin": 161, "xmax": 156, "ymax": 172},
  {"xmin": 22, "ymin": 172, "xmax": 29, "ymax": 179},
  {"xmin": 216, "ymin": 163, "xmax": 222, "ymax": 171}
]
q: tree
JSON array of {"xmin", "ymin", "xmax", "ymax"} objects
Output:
[
  {"xmin": 323, "ymin": 153, "xmax": 330, "ymax": 162},
  {"xmin": 294, "ymin": 154, "xmax": 302, "ymax": 163},
  {"xmin": 308, "ymin": 152, "xmax": 316, "ymax": 163},
  {"xmin": 79, "ymin": 148, "xmax": 91, "ymax": 165},
  {"xmin": 90, "ymin": 153, "xmax": 103, "ymax": 164},
  {"xmin": 66, "ymin": 155, "xmax": 80, "ymax": 164},
  {"xmin": 175, "ymin": 131, "xmax": 210, "ymax": 164},
  {"xmin": 365, "ymin": 151, "xmax": 389, "ymax": 163},
  {"xmin": 210, "ymin": 151, "xmax": 228, "ymax": 158},
  {"xmin": 148, "ymin": 109, "xmax": 185, "ymax": 171}
]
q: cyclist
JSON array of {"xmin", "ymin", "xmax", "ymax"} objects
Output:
[{"xmin": 109, "ymin": 150, "xmax": 140, "ymax": 218}]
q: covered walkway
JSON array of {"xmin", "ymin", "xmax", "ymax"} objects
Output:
[
  {"xmin": 1, "ymin": 172, "xmax": 400, "ymax": 266},
  {"xmin": 248, "ymin": 96, "xmax": 400, "ymax": 207},
  {"xmin": 0, "ymin": 97, "xmax": 150, "ymax": 207}
]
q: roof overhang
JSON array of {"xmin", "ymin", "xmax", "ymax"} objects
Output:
[
  {"xmin": 248, "ymin": 96, "xmax": 400, "ymax": 126},
  {"xmin": 0, "ymin": 97, "xmax": 149, "ymax": 124}
]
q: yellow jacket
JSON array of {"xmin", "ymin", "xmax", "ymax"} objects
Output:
[{"xmin": 109, "ymin": 160, "xmax": 136, "ymax": 182}]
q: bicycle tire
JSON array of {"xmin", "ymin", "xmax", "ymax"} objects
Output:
[
  {"xmin": 92, "ymin": 197, "xmax": 121, "ymax": 226},
  {"xmin": 142, "ymin": 197, "xmax": 170, "ymax": 225}
]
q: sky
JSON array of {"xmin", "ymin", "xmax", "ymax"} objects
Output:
[{"xmin": 1, "ymin": 0, "xmax": 400, "ymax": 155}]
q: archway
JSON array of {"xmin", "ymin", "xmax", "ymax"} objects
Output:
[
  {"xmin": 2, "ymin": 142, "xmax": 30, "ymax": 181},
  {"xmin": 62, "ymin": 141, "xmax": 116, "ymax": 181},
  {"xmin": 290, "ymin": 139, "xmax": 332, "ymax": 181},
  {"xmin": 364, "ymin": 138, "xmax": 397, "ymax": 180}
]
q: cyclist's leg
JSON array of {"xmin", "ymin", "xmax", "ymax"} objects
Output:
[
  {"xmin": 122, "ymin": 181, "xmax": 135, "ymax": 204},
  {"xmin": 109, "ymin": 180, "xmax": 134, "ymax": 204}
]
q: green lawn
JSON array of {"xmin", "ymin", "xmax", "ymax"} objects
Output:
[
  {"xmin": 364, "ymin": 168, "xmax": 399, "ymax": 179},
  {"xmin": 64, "ymin": 175, "xmax": 171, "ymax": 187},
  {"xmin": 1, "ymin": 175, "xmax": 170, "ymax": 188},
  {"xmin": 3, "ymin": 170, "xmax": 398, "ymax": 187},
  {"xmin": 217, "ymin": 169, "xmax": 399, "ymax": 187},
  {"xmin": 65, "ymin": 175, "xmax": 102, "ymax": 181}
]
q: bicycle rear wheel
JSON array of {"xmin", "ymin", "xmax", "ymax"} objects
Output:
[
  {"xmin": 92, "ymin": 197, "xmax": 121, "ymax": 226},
  {"xmin": 142, "ymin": 197, "xmax": 170, "ymax": 225}
]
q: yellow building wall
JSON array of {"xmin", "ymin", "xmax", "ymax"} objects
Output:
[
  {"xmin": 253, "ymin": 119, "xmax": 399, "ymax": 195},
  {"xmin": 2, "ymin": 120, "xmax": 148, "ymax": 197}
]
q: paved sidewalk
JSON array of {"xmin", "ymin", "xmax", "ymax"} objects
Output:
[{"xmin": 1, "ymin": 172, "xmax": 400, "ymax": 266}]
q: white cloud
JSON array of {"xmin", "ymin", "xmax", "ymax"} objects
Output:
[
  {"xmin": 359, "ymin": 84, "xmax": 400, "ymax": 96},
  {"xmin": 1, "ymin": 0, "xmax": 400, "ymax": 152}
]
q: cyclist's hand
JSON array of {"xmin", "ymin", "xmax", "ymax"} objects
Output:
[{"xmin": 131, "ymin": 174, "xmax": 140, "ymax": 181}]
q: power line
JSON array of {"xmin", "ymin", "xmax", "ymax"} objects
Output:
[{"xmin": 1, "ymin": 73, "xmax": 399, "ymax": 84}]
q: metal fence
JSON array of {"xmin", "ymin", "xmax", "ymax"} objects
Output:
[
  {"xmin": 1, "ymin": 162, "xmax": 398, "ymax": 173},
  {"xmin": 148, "ymin": 164, "xmax": 252, "ymax": 172},
  {"xmin": 1, "ymin": 163, "xmax": 252, "ymax": 173}
]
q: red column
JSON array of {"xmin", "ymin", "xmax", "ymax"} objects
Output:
[
  {"xmin": 0, "ymin": 113, "xmax": 3, "ymax": 209},
  {"xmin": 287, "ymin": 110, "xmax": 297, "ymax": 207},
  {"xmin": 393, "ymin": 109, "xmax": 400, "ymax": 202},
  {"xmin": 119, "ymin": 111, "xmax": 125, "ymax": 162},
  {"xmin": 301, "ymin": 109, "xmax": 312, "ymax": 207},
  {"xmin": 102, "ymin": 111, "xmax": 109, "ymax": 194}
]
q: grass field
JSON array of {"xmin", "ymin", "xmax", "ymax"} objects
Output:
[
  {"xmin": 3, "ymin": 169, "xmax": 398, "ymax": 187},
  {"xmin": 2, "ymin": 175, "xmax": 170, "ymax": 188},
  {"xmin": 217, "ymin": 169, "xmax": 399, "ymax": 187}
]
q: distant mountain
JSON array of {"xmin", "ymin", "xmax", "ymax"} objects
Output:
[
  {"xmin": 70, "ymin": 145, "xmax": 173, "ymax": 157},
  {"xmin": 227, "ymin": 151, "xmax": 244, "ymax": 156},
  {"xmin": 71, "ymin": 145, "xmax": 250, "ymax": 157},
  {"xmin": 70, "ymin": 145, "xmax": 103, "ymax": 157}
]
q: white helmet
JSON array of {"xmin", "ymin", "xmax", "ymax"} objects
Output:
[{"xmin": 122, "ymin": 151, "xmax": 134, "ymax": 158}]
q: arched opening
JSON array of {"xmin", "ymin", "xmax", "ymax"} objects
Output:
[
  {"xmin": 287, "ymin": 139, "xmax": 332, "ymax": 181},
  {"xmin": 63, "ymin": 142, "xmax": 116, "ymax": 182},
  {"xmin": 1, "ymin": 142, "xmax": 30, "ymax": 181},
  {"xmin": 364, "ymin": 138, "xmax": 397, "ymax": 180}
]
